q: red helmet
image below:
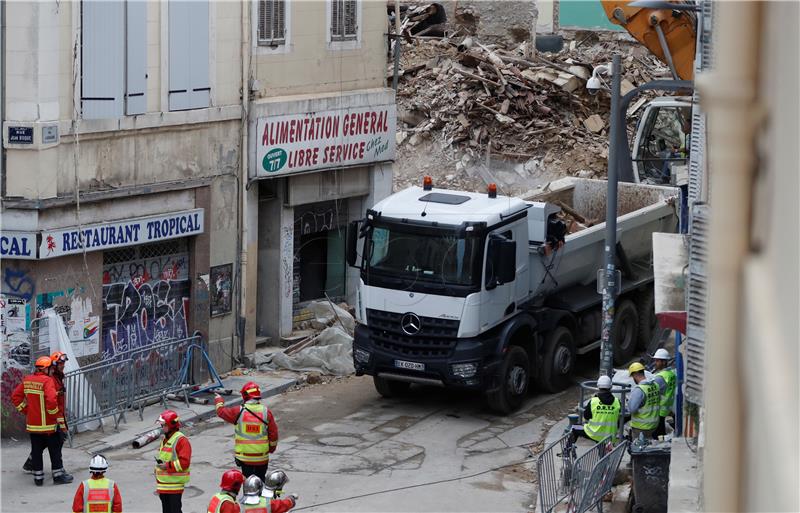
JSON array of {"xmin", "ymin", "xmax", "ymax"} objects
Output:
[
  {"xmin": 240, "ymin": 382, "xmax": 261, "ymax": 400},
  {"xmin": 158, "ymin": 410, "xmax": 180, "ymax": 429},
  {"xmin": 220, "ymin": 469, "xmax": 245, "ymax": 492},
  {"xmin": 35, "ymin": 356, "xmax": 53, "ymax": 369}
]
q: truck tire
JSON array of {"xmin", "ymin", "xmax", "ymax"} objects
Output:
[
  {"xmin": 373, "ymin": 376, "xmax": 411, "ymax": 398},
  {"xmin": 540, "ymin": 327, "xmax": 576, "ymax": 393},
  {"xmin": 613, "ymin": 300, "xmax": 639, "ymax": 365},
  {"xmin": 636, "ymin": 289, "xmax": 657, "ymax": 350},
  {"xmin": 487, "ymin": 346, "xmax": 530, "ymax": 415}
]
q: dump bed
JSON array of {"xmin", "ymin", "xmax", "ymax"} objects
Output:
[{"xmin": 526, "ymin": 178, "xmax": 679, "ymax": 300}]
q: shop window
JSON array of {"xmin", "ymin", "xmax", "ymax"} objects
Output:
[{"xmin": 293, "ymin": 201, "xmax": 348, "ymax": 304}]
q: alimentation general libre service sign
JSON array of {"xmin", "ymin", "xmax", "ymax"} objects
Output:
[{"xmin": 256, "ymin": 104, "xmax": 396, "ymax": 176}]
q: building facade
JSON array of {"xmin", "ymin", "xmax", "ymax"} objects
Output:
[{"xmin": 1, "ymin": 0, "xmax": 395, "ymax": 434}]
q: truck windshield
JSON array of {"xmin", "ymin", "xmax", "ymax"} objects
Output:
[{"xmin": 365, "ymin": 225, "xmax": 481, "ymax": 287}]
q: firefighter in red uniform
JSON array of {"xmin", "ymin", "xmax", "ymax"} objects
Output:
[
  {"xmin": 154, "ymin": 410, "xmax": 192, "ymax": 513},
  {"xmin": 215, "ymin": 382, "xmax": 278, "ymax": 482},
  {"xmin": 11, "ymin": 356, "xmax": 73, "ymax": 486},
  {"xmin": 23, "ymin": 351, "xmax": 70, "ymax": 474},
  {"xmin": 206, "ymin": 469, "xmax": 245, "ymax": 513},
  {"xmin": 72, "ymin": 454, "xmax": 123, "ymax": 513},
  {"xmin": 240, "ymin": 475, "xmax": 297, "ymax": 513}
]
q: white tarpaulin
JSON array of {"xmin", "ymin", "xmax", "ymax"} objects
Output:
[
  {"xmin": 264, "ymin": 327, "xmax": 355, "ymax": 376},
  {"xmin": 46, "ymin": 309, "xmax": 101, "ymax": 432}
]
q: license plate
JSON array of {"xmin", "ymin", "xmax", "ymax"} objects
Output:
[{"xmin": 394, "ymin": 359, "xmax": 425, "ymax": 371}]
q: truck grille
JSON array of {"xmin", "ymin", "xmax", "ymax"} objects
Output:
[{"xmin": 366, "ymin": 309, "xmax": 459, "ymax": 358}]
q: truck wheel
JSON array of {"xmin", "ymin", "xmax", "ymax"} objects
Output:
[
  {"xmin": 636, "ymin": 289, "xmax": 657, "ymax": 350},
  {"xmin": 373, "ymin": 376, "xmax": 411, "ymax": 398},
  {"xmin": 541, "ymin": 327, "xmax": 576, "ymax": 393},
  {"xmin": 488, "ymin": 346, "xmax": 530, "ymax": 415},
  {"xmin": 613, "ymin": 300, "xmax": 639, "ymax": 365}
]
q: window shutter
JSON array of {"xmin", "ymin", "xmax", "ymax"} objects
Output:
[
  {"xmin": 258, "ymin": 0, "xmax": 271, "ymax": 42},
  {"xmin": 258, "ymin": 0, "xmax": 286, "ymax": 45},
  {"xmin": 125, "ymin": 0, "xmax": 147, "ymax": 115},
  {"xmin": 344, "ymin": 0, "xmax": 357, "ymax": 38},
  {"xmin": 82, "ymin": 0, "xmax": 125, "ymax": 119},
  {"xmin": 188, "ymin": 1, "xmax": 210, "ymax": 108},
  {"xmin": 274, "ymin": 0, "xmax": 286, "ymax": 42},
  {"xmin": 169, "ymin": 0, "xmax": 209, "ymax": 111},
  {"xmin": 685, "ymin": 202, "xmax": 710, "ymax": 405},
  {"xmin": 331, "ymin": 0, "xmax": 342, "ymax": 39}
]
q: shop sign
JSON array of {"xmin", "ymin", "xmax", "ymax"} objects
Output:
[
  {"xmin": 0, "ymin": 232, "xmax": 37, "ymax": 259},
  {"xmin": 256, "ymin": 104, "xmax": 396, "ymax": 176},
  {"xmin": 39, "ymin": 209, "xmax": 204, "ymax": 258}
]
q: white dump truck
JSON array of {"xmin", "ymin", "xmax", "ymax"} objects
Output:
[{"xmin": 347, "ymin": 177, "xmax": 679, "ymax": 413}]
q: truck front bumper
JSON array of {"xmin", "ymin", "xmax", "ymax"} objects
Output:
[{"xmin": 353, "ymin": 324, "xmax": 502, "ymax": 391}]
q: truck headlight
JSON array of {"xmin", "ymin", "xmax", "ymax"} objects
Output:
[
  {"xmin": 451, "ymin": 362, "xmax": 478, "ymax": 378},
  {"xmin": 354, "ymin": 348, "xmax": 371, "ymax": 364}
]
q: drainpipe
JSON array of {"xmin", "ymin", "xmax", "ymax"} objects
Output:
[
  {"xmin": 1, "ymin": 1, "xmax": 5, "ymax": 197},
  {"xmin": 237, "ymin": 0, "xmax": 251, "ymax": 364},
  {"xmin": 696, "ymin": 3, "xmax": 761, "ymax": 512}
]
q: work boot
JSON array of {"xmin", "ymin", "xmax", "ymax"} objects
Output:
[
  {"xmin": 52, "ymin": 469, "xmax": 74, "ymax": 485},
  {"xmin": 33, "ymin": 470, "xmax": 44, "ymax": 486},
  {"xmin": 22, "ymin": 456, "xmax": 33, "ymax": 474}
]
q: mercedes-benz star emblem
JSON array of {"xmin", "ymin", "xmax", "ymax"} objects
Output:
[{"xmin": 400, "ymin": 313, "xmax": 422, "ymax": 336}]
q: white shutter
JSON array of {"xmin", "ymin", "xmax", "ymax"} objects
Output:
[
  {"xmin": 685, "ymin": 202, "xmax": 710, "ymax": 405},
  {"xmin": 258, "ymin": 0, "xmax": 270, "ymax": 42},
  {"xmin": 82, "ymin": 0, "xmax": 125, "ymax": 119},
  {"xmin": 259, "ymin": 0, "xmax": 286, "ymax": 45},
  {"xmin": 125, "ymin": 0, "xmax": 147, "ymax": 115},
  {"xmin": 188, "ymin": 1, "xmax": 210, "ymax": 108},
  {"xmin": 169, "ymin": 0, "xmax": 209, "ymax": 111},
  {"xmin": 274, "ymin": 1, "xmax": 286, "ymax": 42},
  {"xmin": 331, "ymin": 0, "xmax": 342, "ymax": 40}
]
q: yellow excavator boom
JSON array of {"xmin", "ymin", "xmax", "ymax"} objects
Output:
[{"xmin": 601, "ymin": 1, "xmax": 697, "ymax": 80}]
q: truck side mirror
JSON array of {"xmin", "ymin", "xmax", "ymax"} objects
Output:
[
  {"xmin": 486, "ymin": 238, "xmax": 516, "ymax": 289},
  {"xmin": 346, "ymin": 220, "xmax": 360, "ymax": 267}
]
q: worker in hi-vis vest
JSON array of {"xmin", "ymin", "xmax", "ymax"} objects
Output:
[
  {"xmin": 206, "ymin": 469, "xmax": 245, "ymax": 513},
  {"xmin": 154, "ymin": 410, "xmax": 191, "ymax": 513},
  {"xmin": 582, "ymin": 375, "xmax": 621, "ymax": 443},
  {"xmin": 72, "ymin": 454, "xmax": 123, "ymax": 513},
  {"xmin": 627, "ymin": 362, "xmax": 664, "ymax": 440},
  {"xmin": 651, "ymin": 348, "xmax": 677, "ymax": 437},
  {"xmin": 215, "ymin": 381, "xmax": 278, "ymax": 482}
]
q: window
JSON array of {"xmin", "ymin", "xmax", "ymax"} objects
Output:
[
  {"xmin": 168, "ymin": 0, "xmax": 210, "ymax": 111},
  {"xmin": 635, "ymin": 106, "xmax": 692, "ymax": 184},
  {"xmin": 258, "ymin": 0, "xmax": 286, "ymax": 46},
  {"xmin": 330, "ymin": 0, "xmax": 358, "ymax": 42},
  {"xmin": 81, "ymin": 1, "xmax": 147, "ymax": 118}
]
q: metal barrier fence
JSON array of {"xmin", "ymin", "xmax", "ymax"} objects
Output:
[
  {"xmin": 571, "ymin": 437, "xmax": 612, "ymax": 511},
  {"xmin": 62, "ymin": 335, "xmax": 200, "ymax": 438},
  {"xmin": 536, "ymin": 433, "xmax": 576, "ymax": 513},
  {"xmin": 574, "ymin": 441, "xmax": 629, "ymax": 513}
]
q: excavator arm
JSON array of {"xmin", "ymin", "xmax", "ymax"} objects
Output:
[{"xmin": 601, "ymin": 1, "xmax": 697, "ymax": 80}]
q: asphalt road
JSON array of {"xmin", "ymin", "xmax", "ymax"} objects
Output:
[{"xmin": 2, "ymin": 375, "xmax": 582, "ymax": 513}]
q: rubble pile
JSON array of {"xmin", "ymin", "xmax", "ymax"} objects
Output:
[{"xmin": 391, "ymin": 26, "xmax": 671, "ymax": 192}]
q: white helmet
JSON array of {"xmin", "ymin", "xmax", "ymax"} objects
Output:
[
  {"xmin": 597, "ymin": 375, "xmax": 612, "ymax": 390},
  {"xmin": 242, "ymin": 475, "xmax": 264, "ymax": 505},
  {"xmin": 89, "ymin": 454, "xmax": 108, "ymax": 473},
  {"xmin": 265, "ymin": 469, "xmax": 289, "ymax": 491},
  {"xmin": 653, "ymin": 348, "xmax": 671, "ymax": 360}
]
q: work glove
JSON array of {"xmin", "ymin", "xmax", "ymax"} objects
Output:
[{"xmin": 155, "ymin": 462, "xmax": 168, "ymax": 471}]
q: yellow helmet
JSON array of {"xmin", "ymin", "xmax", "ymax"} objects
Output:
[{"xmin": 628, "ymin": 362, "xmax": 646, "ymax": 375}]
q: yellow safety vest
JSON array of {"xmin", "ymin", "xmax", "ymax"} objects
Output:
[
  {"xmin": 207, "ymin": 492, "xmax": 236, "ymax": 513},
  {"xmin": 657, "ymin": 368, "xmax": 677, "ymax": 417},
  {"xmin": 584, "ymin": 396, "xmax": 621, "ymax": 443},
  {"xmin": 82, "ymin": 477, "xmax": 114, "ymax": 513},
  {"xmin": 241, "ymin": 496, "xmax": 272, "ymax": 513},
  {"xmin": 234, "ymin": 403, "xmax": 272, "ymax": 464},
  {"xmin": 155, "ymin": 431, "xmax": 190, "ymax": 492},
  {"xmin": 631, "ymin": 382, "xmax": 661, "ymax": 430}
]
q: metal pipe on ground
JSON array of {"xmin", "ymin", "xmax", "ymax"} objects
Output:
[{"xmin": 132, "ymin": 427, "xmax": 163, "ymax": 449}]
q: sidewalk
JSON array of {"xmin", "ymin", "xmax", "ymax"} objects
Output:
[{"xmin": 67, "ymin": 372, "xmax": 298, "ymax": 454}]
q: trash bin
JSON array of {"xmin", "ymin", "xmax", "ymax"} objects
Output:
[{"xmin": 630, "ymin": 439, "xmax": 671, "ymax": 513}]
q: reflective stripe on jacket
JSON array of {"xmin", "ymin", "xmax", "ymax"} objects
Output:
[
  {"xmin": 84, "ymin": 478, "xmax": 114, "ymax": 513},
  {"xmin": 207, "ymin": 492, "xmax": 237, "ymax": 513},
  {"xmin": 156, "ymin": 431, "xmax": 190, "ymax": 492},
  {"xmin": 631, "ymin": 381, "xmax": 661, "ymax": 430},
  {"xmin": 656, "ymin": 368, "xmax": 677, "ymax": 416},
  {"xmin": 584, "ymin": 396, "xmax": 621, "ymax": 442},
  {"xmin": 241, "ymin": 496, "xmax": 271, "ymax": 513},
  {"xmin": 234, "ymin": 404, "xmax": 271, "ymax": 464}
]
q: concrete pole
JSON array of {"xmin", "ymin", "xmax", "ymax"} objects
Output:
[{"xmin": 599, "ymin": 54, "xmax": 622, "ymax": 378}]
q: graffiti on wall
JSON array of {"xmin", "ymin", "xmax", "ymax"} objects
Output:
[
  {"xmin": 102, "ymin": 254, "xmax": 190, "ymax": 357},
  {"xmin": 0, "ymin": 295, "xmax": 30, "ymax": 437}
]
